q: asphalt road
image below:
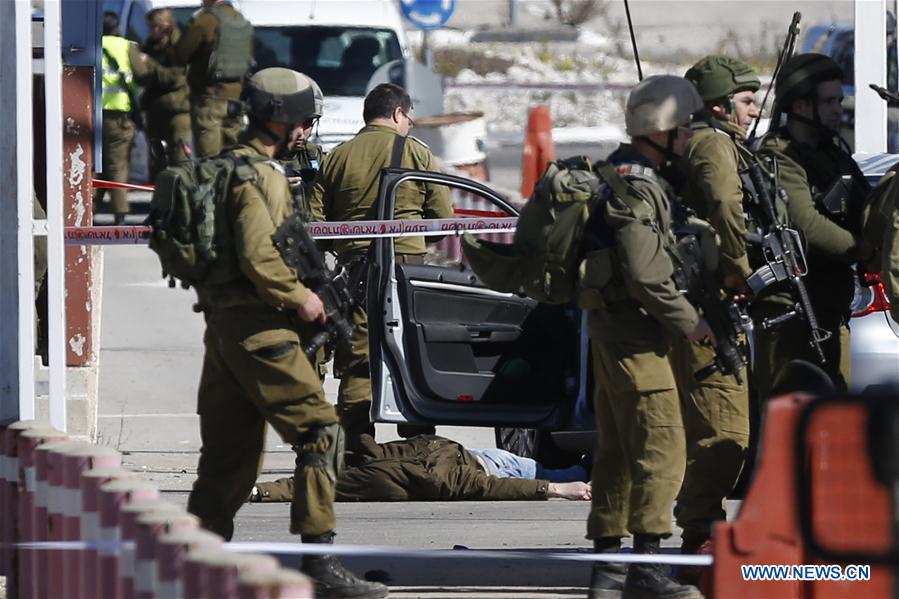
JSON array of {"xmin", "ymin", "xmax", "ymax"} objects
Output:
[{"xmin": 94, "ymin": 142, "xmax": 712, "ymax": 597}]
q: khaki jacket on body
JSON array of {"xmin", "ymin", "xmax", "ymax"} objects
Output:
[
  {"xmin": 336, "ymin": 435, "xmax": 549, "ymax": 501},
  {"xmin": 310, "ymin": 124, "xmax": 454, "ymax": 256},
  {"xmin": 195, "ymin": 128, "xmax": 311, "ymax": 312}
]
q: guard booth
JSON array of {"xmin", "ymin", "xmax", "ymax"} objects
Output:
[{"xmin": 0, "ymin": 0, "xmax": 104, "ymax": 438}]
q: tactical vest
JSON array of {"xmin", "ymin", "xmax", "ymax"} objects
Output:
[
  {"xmin": 101, "ymin": 35, "xmax": 134, "ymax": 112},
  {"xmin": 206, "ymin": 6, "xmax": 254, "ymax": 82}
]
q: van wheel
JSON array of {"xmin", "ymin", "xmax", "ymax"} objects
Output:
[{"xmin": 495, "ymin": 427, "xmax": 582, "ymax": 469}]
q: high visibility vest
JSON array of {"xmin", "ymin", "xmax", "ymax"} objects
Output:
[{"xmin": 101, "ymin": 35, "xmax": 135, "ymax": 112}]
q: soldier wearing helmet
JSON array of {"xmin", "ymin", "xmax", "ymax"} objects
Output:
[
  {"xmin": 186, "ymin": 67, "xmax": 388, "ymax": 599},
  {"xmin": 671, "ymin": 55, "xmax": 759, "ymax": 580},
  {"xmin": 754, "ymin": 53, "xmax": 873, "ymax": 398},
  {"xmin": 278, "ymin": 75, "xmax": 324, "ymax": 220},
  {"xmin": 583, "ymin": 75, "xmax": 706, "ymax": 599}
]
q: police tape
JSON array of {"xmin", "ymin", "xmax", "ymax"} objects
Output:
[
  {"xmin": 10, "ymin": 540, "xmax": 713, "ymax": 566},
  {"xmin": 91, "ymin": 178, "xmax": 156, "ymax": 192},
  {"xmin": 63, "ymin": 217, "xmax": 518, "ymax": 245}
]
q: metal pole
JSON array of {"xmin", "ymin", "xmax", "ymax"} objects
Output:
[
  {"xmin": 508, "ymin": 0, "xmax": 518, "ymax": 27},
  {"xmin": 45, "ymin": 0, "xmax": 67, "ymax": 431},
  {"xmin": 854, "ymin": 0, "xmax": 887, "ymax": 154},
  {"xmin": 0, "ymin": 0, "xmax": 36, "ymax": 422}
]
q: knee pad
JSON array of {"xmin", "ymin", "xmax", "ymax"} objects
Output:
[{"xmin": 295, "ymin": 423, "xmax": 345, "ymax": 484}]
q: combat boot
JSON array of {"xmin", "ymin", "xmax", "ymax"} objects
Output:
[
  {"xmin": 622, "ymin": 535, "xmax": 703, "ymax": 599},
  {"xmin": 301, "ymin": 532, "xmax": 389, "ymax": 599},
  {"xmin": 589, "ymin": 537, "xmax": 627, "ymax": 599}
]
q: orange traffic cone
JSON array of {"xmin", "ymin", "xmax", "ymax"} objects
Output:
[{"xmin": 520, "ymin": 106, "xmax": 556, "ymax": 199}]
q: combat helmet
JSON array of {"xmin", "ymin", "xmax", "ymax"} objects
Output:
[
  {"xmin": 242, "ymin": 67, "xmax": 322, "ymax": 123},
  {"xmin": 773, "ymin": 53, "xmax": 843, "ymax": 116},
  {"xmin": 685, "ymin": 55, "xmax": 760, "ymax": 102},
  {"xmin": 625, "ymin": 75, "xmax": 704, "ymax": 137}
]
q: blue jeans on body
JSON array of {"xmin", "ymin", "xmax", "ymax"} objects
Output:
[{"xmin": 466, "ymin": 448, "xmax": 588, "ymax": 482}]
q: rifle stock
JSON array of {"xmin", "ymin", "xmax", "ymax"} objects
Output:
[{"xmin": 273, "ymin": 213, "xmax": 359, "ymax": 361}]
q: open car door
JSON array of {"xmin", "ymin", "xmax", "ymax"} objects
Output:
[{"xmin": 367, "ymin": 168, "xmax": 584, "ymax": 429}]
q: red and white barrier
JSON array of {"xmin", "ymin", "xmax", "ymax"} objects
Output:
[
  {"xmin": 81, "ymin": 468, "xmax": 138, "ymax": 599},
  {"xmin": 63, "ymin": 447, "xmax": 122, "ymax": 596},
  {"xmin": 98, "ymin": 480, "xmax": 160, "ymax": 598},
  {"xmin": 0, "ymin": 421, "xmax": 54, "ymax": 596},
  {"xmin": 237, "ymin": 567, "xmax": 315, "ymax": 599},
  {"xmin": 0, "ymin": 422, "xmax": 315, "ymax": 598},
  {"xmin": 155, "ymin": 527, "xmax": 223, "ymax": 598},
  {"xmin": 191, "ymin": 551, "xmax": 280, "ymax": 599},
  {"xmin": 134, "ymin": 509, "xmax": 199, "ymax": 599},
  {"xmin": 35, "ymin": 439, "xmax": 86, "ymax": 598},
  {"xmin": 119, "ymin": 500, "xmax": 181, "ymax": 599}
]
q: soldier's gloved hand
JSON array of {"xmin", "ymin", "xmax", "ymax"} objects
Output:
[
  {"xmin": 297, "ymin": 291, "xmax": 327, "ymax": 324},
  {"xmin": 687, "ymin": 318, "xmax": 716, "ymax": 345}
]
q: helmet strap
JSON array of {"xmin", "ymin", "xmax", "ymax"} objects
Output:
[
  {"xmin": 642, "ymin": 129, "xmax": 680, "ymax": 165},
  {"xmin": 250, "ymin": 118, "xmax": 289, "ymax": 148}
]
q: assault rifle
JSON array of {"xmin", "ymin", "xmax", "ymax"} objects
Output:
[
  {"xmin": 741, "ymin": 162, "xmax": 832, "ymax": 363},
  {"xmin": 273, "ymin": 213, "xmax": 360, "ymax": 361},
  {"xmin": 672, "ymin": 224, "xmax": 752, "ymax": 384}
]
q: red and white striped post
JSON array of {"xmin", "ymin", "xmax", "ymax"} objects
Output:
[
  {"xmin": 97, "ymin": 480, "xmax": 160, "ymax": 599},
  {"xmin": 81, "ymin": 468, "xmax": 137, "ymax": 599},
  {"xmin": 119, "ymin": 500, "xmax": 182, "ymax": 599},
  {"xmin": 47, "ymin": 441, "xmax": 92, "ymax": 598},
  {"xmin": 193, "ymin": 551, "xmax": 279, "ymax": 599},
  {"xmin": 0, "ymin": 420, "xmax": 46, "ymax": 597},
  {"xmin": 63, "ymin": 446, "xmax": 121, "ymax": 595},
  {"xmin": 0, "ymin": 421, "xmax": 38, "ymax": 586},
  {"xmin": 154, "ymin": 528, "xmax": 223, "ymax": 598},
  {"xmin": 15, "ymin": 426, "xmax": 66, "ymax": 599},
  {"xmin": 133, "ymin": 509, "xmax": 199, "ymax": 599},
  {"xmin": 236, "ymin": 568, "xmax": 315, "ymax": 599},
  {"xmin": 34, "ymin": 439, "xmax": 85, "ymax": 598}
]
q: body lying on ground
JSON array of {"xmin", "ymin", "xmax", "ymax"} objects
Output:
[{"xmin": 250, "ymin": 435, "xmax": 591, "ymax": 502}]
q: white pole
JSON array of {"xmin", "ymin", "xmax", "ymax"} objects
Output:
[
  {"xmin": 1, "ymin": 0, "xmax": 39, "ymax": 422},
  {"xmin": 854, "ymin": 0, "xmax": 888, "ymax": 155},
  {"xmin": 45, "ymin": 0, "xmax": 67, "ymax": 431}
]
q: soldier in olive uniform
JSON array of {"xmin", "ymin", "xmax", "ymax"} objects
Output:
[
  {"xmin": 673, "ymin": 55, "xmax": 759, "ymax": 569},
  {"xmin": 249, "ymin": 435, "xmax": 591, "ymax": 503},
  {"xmin": 310, "ymin": 83, "xmax": 454, "ymax": 457},
  {"xmin": 186, "ymin": 68, "xmax": 387, "ymax": 599},
  {"xmin": 174, "ymin": 0, "xmax": 253, "ymax": 157},
  {"xmin": 133, "ymin": 8, "xmax": 191, "ymax": 175},
  {"xmin": 278, "ymin": 76, "xmax": 325, "ymax": 222},
  {"xmin": 583, "ymin": 75, "xmax": 708, "ymax": 599},
  {"xmin": 755, "ymin": 54, "xmax": 872, "ymax": 398},
  {"xmin": 97, "ymin": 12, "xmax": 139, "ymax": 225}
]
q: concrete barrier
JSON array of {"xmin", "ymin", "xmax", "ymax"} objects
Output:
[{"xmin": 236, "ymin": 567, "xmax": 315, "ymax": 599}]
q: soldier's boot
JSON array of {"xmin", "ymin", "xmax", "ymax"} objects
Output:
[
  {"xmin": 301, "ymin": 532, "xmax": 389, "ymax": 599},
  {"xmin": 589, "ymin": 537, "xmax": 627, "ymax": 599},
  {"xmin": 113, "ymin": 213, "xmax": 126, "ymax": 225},
  {"xmin": 676, "ymin": 529, "xmax": 712, "ymax": 587},
  {"xmin": 622, "ymin": 535, "xmax": 703, "ymax": 599}
]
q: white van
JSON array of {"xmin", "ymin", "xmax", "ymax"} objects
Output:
[
  {"xmin": 118, "ymin": 0, "xmax": 411, "ymax": 152},
  {"xmin": 243, "ymin": 0, "xmax": 411, "ymax": 149}
]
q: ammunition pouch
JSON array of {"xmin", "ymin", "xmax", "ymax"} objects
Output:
[
  {"xmin": 295, "ymin": 423, "xmax": 345, "ymax": 484},
  {"xmin": 819, "ymin": 175, "xmax": 853, "ymax": 218}
]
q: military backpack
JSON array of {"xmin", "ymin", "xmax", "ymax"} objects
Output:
[
  {"xmin": 147, "ymin": 154, "xmax": 259, "ymax": 288},
  {"xmin": 207, "ymin": 6, "xmax": 254, "ymax": 82},
  {"xmin": 463, "ymin": 156, "xmax": 633, "ymax": 304}
]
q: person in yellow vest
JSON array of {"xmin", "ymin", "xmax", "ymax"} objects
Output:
[{"xmin": 95, "ymin": 11, "xmax": 140, "ymax": 225}]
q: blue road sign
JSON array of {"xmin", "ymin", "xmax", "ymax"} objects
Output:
[{"xmin": 400, "ymin": 0, "xmax": 455, "ymax": 31}]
